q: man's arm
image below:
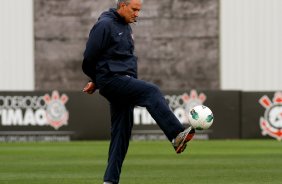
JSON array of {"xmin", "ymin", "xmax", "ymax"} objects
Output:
[{"xmin": 82, "ymin": 20, "xmax": 111, "ymax": 92}]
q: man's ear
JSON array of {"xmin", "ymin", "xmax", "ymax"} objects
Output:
[{"xmin": 119, "ymin": 2, "xmax": 127, "ymax": 9}]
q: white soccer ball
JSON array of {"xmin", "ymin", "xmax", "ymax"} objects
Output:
[{"xmin": 188, "ymin": 105, "xmax": 214, "ymax": 130}]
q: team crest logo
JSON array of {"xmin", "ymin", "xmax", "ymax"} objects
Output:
[
  {"xmin": 44, "ymin": 91, "xmax": 69, "ymax": 130},
  {"xmin": 259, "ymin": 92, "xmax": 282, "ymax": 141},
  {"xmin": 182, "ymin": 89, "xmax": 207, "ymax": 114}
]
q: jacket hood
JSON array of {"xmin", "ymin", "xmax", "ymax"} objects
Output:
[{"xmin": 99, "ymin": 8, "xmax": 127, "ymax": 24}]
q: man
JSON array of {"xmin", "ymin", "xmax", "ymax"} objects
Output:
[{"xmin": 82, "ymin": 0, "xmax": 195, "ymax": 183}]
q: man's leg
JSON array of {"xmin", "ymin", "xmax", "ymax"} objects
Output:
[
  {"xmin": 100, "ymin": 75, "xmax": 185, "ymax": 141},
  {"xmin": 103, "ymin": 103, "xmax": 134, "ymax": 184}
]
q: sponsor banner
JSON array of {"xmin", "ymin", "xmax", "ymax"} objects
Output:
[
  {"xmin": 0, "ymin": 90, "xmax": 250, "ymax": 141},
  {"xmin": 132, "ymin": 90, "xmax": 241, "ymax": 140},
  {"xmin": 0, "ymin": 91, "xmax": 111, "ymax": 142},
  {"xmin": 241, "ymin": 91, "xmax": 282, "ymax": 140},
  {"xmin": 0, "ymin": 91, "xmax": 68, "ymax": 129},
  {"xmin": 259, "ymin": 92, "xmax": 282, "ymax": 141}
]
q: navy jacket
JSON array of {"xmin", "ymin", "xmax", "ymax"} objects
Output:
[{"xmin": 82, "ymin": 8, "xmax": 138, "ymax": 88}]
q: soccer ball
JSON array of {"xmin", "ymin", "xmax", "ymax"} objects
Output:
[{"xmin": 188, "ymin": 105, "xmax": 214, "ymax": 130}]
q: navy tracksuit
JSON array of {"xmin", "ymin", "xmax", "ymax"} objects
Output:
[{"xmin": 82, "ymin": 8, "xmax": 185, "ymax": 184}]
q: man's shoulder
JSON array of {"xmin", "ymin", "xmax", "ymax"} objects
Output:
[
  {"xmin": 95, "ymin": 17, "xmax": 113, "ymax": 29},
  {"xmin": 98, "ymin": 15, "xmax": 113, "ymax": 23},
  {"xmin": 96, "ymin": 10, "xmax": 116, "ymax": 25}
]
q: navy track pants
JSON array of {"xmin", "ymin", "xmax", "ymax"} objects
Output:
[{"xmin": 99, "ymin": 75, "xmax": 185, "ymax": 184}]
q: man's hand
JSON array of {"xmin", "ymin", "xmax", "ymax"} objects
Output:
[{"xmin": 83, "ymin": 82, "xmax": 96, "ymax": 94}]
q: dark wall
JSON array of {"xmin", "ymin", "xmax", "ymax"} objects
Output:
[{"xmin": 34, "ymin": 0, "xmax": 219, "ymax": 91}]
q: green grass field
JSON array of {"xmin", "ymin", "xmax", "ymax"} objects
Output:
[{"xmin": 0, "ymin": 140, "xmax": 282, "ymax": 184}]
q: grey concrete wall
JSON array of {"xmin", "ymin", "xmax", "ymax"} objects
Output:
[{"xmin": 34, "ymin": 0, "xmax": 219, "ymax": 91}]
